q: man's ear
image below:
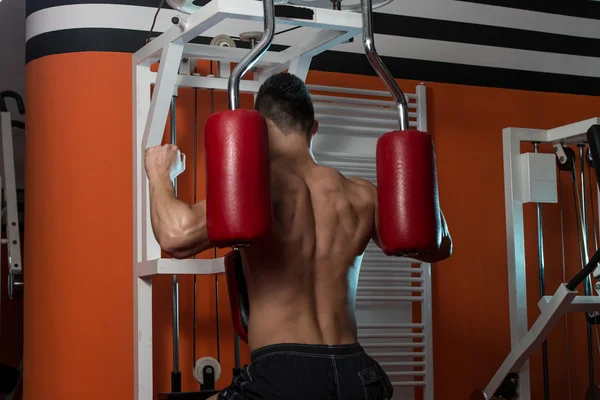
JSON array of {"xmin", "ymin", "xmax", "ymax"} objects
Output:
[{"xmin": 311, "ymin": 120, "xmax": 319, "ymax": 137}]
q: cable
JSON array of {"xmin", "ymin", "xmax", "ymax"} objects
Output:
[
  {"xmin": 170, "ymin": 96, "xmax": 181, "ymax": 393},
  {"xmin": 558, "ymin": 170, "xmax": 573, "ymax": 400},
  {"xmin": 574, "ymin": 177, "xmax": 585, "ymax": 275},
  {"xmin": 147, "ymin": 0, "xmax": 166, "ymax": 44},
  {"xmin": 209, "ymin": 60, "xmax": 222, "ymax": 364},
  {"xmin": 274, "ymin": 26, "xmax": 301, "ymax": 36},
  {"xmin": 588, "ymin": 162, "xmax": 599, "ymax": 250},
  {"xmin": 193, "ymin": 68, "xmax": 199, "ymax": 377},
  {"xmin": 571, "ymin": 149, "xmax": 598, "ymax": 398},
  {"xmin": 587, "ymin": 162, "xmax": 600, "ymax": 377},
  {"xmin": 533, "ymin": 143, "xmax": 550, "ymax": 400}
]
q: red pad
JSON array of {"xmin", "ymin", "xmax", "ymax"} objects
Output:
[
  {"xmin": 376, "ymin": 130, "xmax": 442, "ymax": 256},
  {"xmin": 205, "ymin": 109, "xmax": 272, "ymax": 247},
  {"xmin": 224, "ymin": 251, "xmax": 249, "ymax": 343}
]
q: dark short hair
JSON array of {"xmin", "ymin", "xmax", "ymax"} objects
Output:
[{"xmin": 255, "ymin": 73, "xmax": 315, "ymax": 136}]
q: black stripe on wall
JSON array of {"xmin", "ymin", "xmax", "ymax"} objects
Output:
[
  {"xmin": 26, "ymin": 28, "xmax": 600, "ymax": 96},
  {"xmin": 27, "ymin": 2, "xmax": 600, "ymax": 59},
  {"xmin": 27, "ymin": 0, "xmax": 172, "ymax": 17},
  {"xmin": 375, "ymin": 14, "xmax": 600, "ymax": 58},
  {"xmin": 25, "ymin": 28, "xmax": 288, "ymax": 63},
  {"xmin": 456, "ymin": 0, "xmax": 600, "ymax": 20},
  {"xmin": 29, "ymin": 0, "xmax": 600, "ymax": 20},
  {"xmin": 312, "ymin": 50, "xmax": 600, "ymax": 96}
]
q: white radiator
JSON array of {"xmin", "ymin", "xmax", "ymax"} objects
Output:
[{"xmin": 309, "ymin": 83, "xmax": 433, "ymax": 400}]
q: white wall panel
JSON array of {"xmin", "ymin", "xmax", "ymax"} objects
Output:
[{"xmin": 311, "ymin": 84, "xmax": 433, "ymax": 400}]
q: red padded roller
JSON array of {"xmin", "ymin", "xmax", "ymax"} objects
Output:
[
  {"xmin": 224, "ymin": 251, "xmax": 249, "ymax": 343},
  {"xmin": 205, "ymin": 109, "xmax": 272, "ymax": 247},
  {"xmin": 376, "ymin": 130, "xmax": 442, "ymax": 256}
]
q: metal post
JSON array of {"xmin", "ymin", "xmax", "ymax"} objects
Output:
[
  {"xmin": 234, "ymin": 334, "xmax": 241, "ymax": 369},
  {"xmin": 360, "ymin": 0, "xmax": 409, "ymax": 130},
  {"xmin": 533, "ymin": 143, "xmax": 550, "ymax": 400},
  {"xmin": 193, "ymin": 85, "xmax": 198, "ymax": 381},
  {"xmin": 579, "ymin": 145, "xmax": 596, "ymax": 400},
  {"xmin": 228, "ymin": 0, "xmax": 275, "ymax": 110},
  {"xmin": 170, "ymin": 95, "xmax": 181, "ymax": 393}
]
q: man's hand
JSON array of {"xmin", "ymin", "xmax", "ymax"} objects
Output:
[{"xmin": 145, "ymin": 144, "xmax": 179, "ymax": 180}]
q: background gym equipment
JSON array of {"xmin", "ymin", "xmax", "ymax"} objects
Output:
[
  {"xmin": 0, "ymin": 90, "xmax": 25, "ymax": 400},
  {"xmin": 533, "ymin": 142, "xmax": 550, "ymax": 400},
  {"xmin": 133, "ymin": 0, "xmax": 437, "ymax": 398},
  {"xmin": 170, "ymin": 93, "xmax": 182, "ymax": 393},
  {"xmin": 0, "ymin": 91, "xmax": 23, "ymax": 301},
  {"xmin": 472, "ymin": 118, "xmax": 600, "ymax": 400},
  {"xmin": 133, "ymin": 2, "xmax": 362, "ymax": 399}
]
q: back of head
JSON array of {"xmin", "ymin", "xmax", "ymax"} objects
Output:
[{"xmin": 255, "ymin": 73, "xmax": 315, "ymax": 138}]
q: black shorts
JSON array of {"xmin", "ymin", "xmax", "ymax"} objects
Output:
[{"xmin": 218, "ymin": 343, "xmax": 393, "ymax": 400}]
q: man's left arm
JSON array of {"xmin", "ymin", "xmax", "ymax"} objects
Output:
[
  {"xmin": 413, "ymin": 210, "xmax": 452, "ymax": 263},
  {"xmin": 146, "ymin": 144, "xmax": 214, "ymax": 259}
]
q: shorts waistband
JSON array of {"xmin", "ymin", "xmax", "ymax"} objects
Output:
[{"xmin": 251, "ymin": 343, "xmax": 364, "ymax": 362}]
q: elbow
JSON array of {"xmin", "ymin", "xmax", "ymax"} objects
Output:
[
  {"xmin": 435, "ymin": 235, "xmax": 453, "ymax": 262},
  {"xmin": 157, "ymin": 232, "xmax": 189, "ymax": 259},
  {"xmin": 156, "ymin": 216, "xmax": 208, "ymax": 259}
]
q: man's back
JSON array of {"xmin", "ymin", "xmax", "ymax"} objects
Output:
[{"xmin": 242, "ymin": 159, "xmax": 375, "ymax": 351}]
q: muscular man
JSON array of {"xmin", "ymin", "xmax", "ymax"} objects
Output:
[{"xmin": 145, "ymin": 73, "xmax": 452, "ymax": 399}]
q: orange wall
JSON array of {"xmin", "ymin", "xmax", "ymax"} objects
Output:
[{"xmin": 24, "ymin": 51, "xmax": 600, "ymax": 400}]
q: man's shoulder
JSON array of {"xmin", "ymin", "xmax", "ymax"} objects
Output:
[
  {"xmin": 307, "ymin": 165, "xmax": 376, "ymax": 200},
  {"xmin": 347, "ymin": 177, "xmax": 376, "ymax": 193}
]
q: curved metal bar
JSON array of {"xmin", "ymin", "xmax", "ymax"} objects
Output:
[
  {"xmin": 228, "ymin": 0, "xmax": 276, "ymax": 110},
  {"xmin": 360, "ymin": 0, "xmax": 409, "ymax": 130},
  {"xmin": 0, "ymin": 91, "xmax": 25, "ymax": 114}
]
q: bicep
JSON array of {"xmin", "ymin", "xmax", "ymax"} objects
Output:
[{"xmin": 166, "ymin": 200, "xmax": 214, "ymax": 259}]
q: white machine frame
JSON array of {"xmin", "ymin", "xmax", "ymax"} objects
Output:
[
  {"xmin": 479, "ymin": 117, "xmax": 600, "ymax": 399},
  {"xmin": 0, "ymin": 110, "xmax": 23, "ymax": 303},
  {"xmin": 133, "ymin": 2, "xmax": 363, "ymax": 399},
  {"xmin": 132, "ymin": 1, "xmax": 439, "ymax": 399},
  {"xmin": 0, "ymin": 106, "xmax": 24, "ymax": 400}
]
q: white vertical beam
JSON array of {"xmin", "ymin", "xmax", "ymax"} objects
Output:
[
  {"xmin": 1, "ymin": 113, "xmax": 22, "ymax": 273},
  {"xmin": 142, "ymin": 43, "xmax": 185, "ymax": 150},
  {"xmin": 133, "ymin": 61, "xmax": 155, "ymax": 400},
  {"xmin": 218, "ymin": 61, "xmax": 231, "ymax": 79},
  {"xmin": 502, "ymin": 127, "xmax": 531, "ymax": 399},
  {"xmin": 134, "ymin": 275, "xmax": 153, "ymax": 400},
  {"xmin": 141, "ymin": 44, "xmax": 183, "ymax": 262},
  {"xmin": 288, "ymin": 55, "xmax": 312, "ymax": 82},
  {"xmin": 416, "ymin": 83, "xmax": 427, "ymax": 132},
  {"xmin": 422, "ymin": 262, "xmax": 434, "ymax": 400},
  {"xmin": 135, "ymin": 65, "xmax": 161, "ymax": 263}
]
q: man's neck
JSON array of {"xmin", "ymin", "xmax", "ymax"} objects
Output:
[{"xmin": 269, "ymin": 131, "xmax": 315, "ymax": 168}]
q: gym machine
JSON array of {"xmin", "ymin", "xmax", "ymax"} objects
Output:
[
  {"xmin": 133, "ymin": 1, "xmax": 361, "ymax": 399},
  {"xmin": 0, "ymin": 90, "xmax": 25, "ymax": 399},
  {"xmin": 473, "ymin": 118, "xmax": 600, "ymax": 400},
  {"xmin": 133, "ymin": 0, "xmax": 436, "ymax": 399}
]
